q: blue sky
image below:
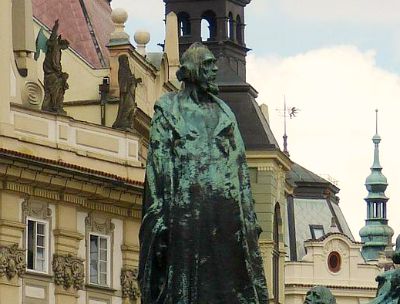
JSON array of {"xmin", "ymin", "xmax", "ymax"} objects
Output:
[{"xmin": 112, "ymin": 0, "xmax": 400, "ymax": 240}]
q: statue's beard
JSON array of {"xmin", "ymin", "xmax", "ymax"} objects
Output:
[{"xmin": 197, "ymin": 78, "xmax": 219, "ymax": 95}]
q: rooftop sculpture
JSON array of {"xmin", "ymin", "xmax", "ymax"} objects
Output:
[
  {"xmin": 41, "ymin": 20, "xmax": 69, "ymax": 115},
  {"xmin": 112, "ymin": 55, "xmax": 142, "ymax": 131}
]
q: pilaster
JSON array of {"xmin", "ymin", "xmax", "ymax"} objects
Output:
[
  {"xmin": 54, "ymin": 204, "xmax": 83, "ymax": 304},
  {"xmin": 0, "ymin": 0, "xmax": 12, "ymax": 127},
  {"xmin": 0, "ymin": 191, "xmax": 24, "ymax": 302}
]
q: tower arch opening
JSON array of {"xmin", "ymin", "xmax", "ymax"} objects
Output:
[
  {"xmin": 177, "ymin": 12, "xmax": 191, "ymax": 37},
  {"xmin": 228, "ymin": 12, "xmax": 234, "ymax": 40},
  {"xmin": 236, "ymin": 15, "xmax": 243, "ymax": 44},
  {"xmin": 201, "ymin": 10, "xmax": 217, "ymax": 41}
]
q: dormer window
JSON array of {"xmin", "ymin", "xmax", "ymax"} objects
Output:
[{"xmin": 310, "ymin": 225, "xmax": 325, "ymax": 239}]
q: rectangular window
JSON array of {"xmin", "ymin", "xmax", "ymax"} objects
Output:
[
  {"xmin": 89, "ymin": 234, "xmax": 110, "ymax": 286},
  {"xmin": 26, "ymin": 218, "xmax": 48, "ymax": 273},
  {"xmin": 310, "ymin": 225, "xmax": 325, "ymax": 240}
]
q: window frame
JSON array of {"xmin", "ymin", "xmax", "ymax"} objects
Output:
[
  {"xmin": 88, "ymin": 232, "xmax": 111, "ymax": 287},
  {"xmin": 25, "ymin": 216, "xmax": 49, "ymax": 274},
  {"xmin": 309, "ymin": 224, "xmax": 325, "ymax": 240}
]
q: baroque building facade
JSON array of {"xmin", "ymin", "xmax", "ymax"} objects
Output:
[{"xmin": 0, "ymin": 0, "xmax": 178, "ymax": 303}]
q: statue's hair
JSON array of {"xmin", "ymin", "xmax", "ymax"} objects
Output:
[
  {"xmin": 176, "ymin": 42, "xmax": 211, "ymax": 83},
  {"xmin": 306, "ymin": 286, "xmax": 336, "ymax": 304}
]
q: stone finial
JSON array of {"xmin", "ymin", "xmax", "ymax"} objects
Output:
[
  {"xmin": 110, "ymin": 8, "xmax": 130, "ymax": 43},
  {"xmin": 134, "ymin": 30, "xmax": 150, "ymax": 56},
  {"xmin": 165, "ymin": 12, "xmax": 179, "ymax": 80},
  {"xmin": 329, "ymin": 217, "xmax": 340, "ymax": 233}
]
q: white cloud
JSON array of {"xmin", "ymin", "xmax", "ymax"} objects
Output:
[
  {"xmin": 279, "ymin": 0, "xmax": 400, "ymax": 24},
  {"xmin": 247, "ymin": 46, "xmax": 400, "ymax": 240}
]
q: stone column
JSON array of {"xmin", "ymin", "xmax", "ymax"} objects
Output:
[
  {"xmin": 0, "ymin": 0, "xmax": 12, "ymax": 128},
  {"xmin": 0, "ymin": 191, "xmax": 25, "ymax": 304},
  {"xmin": 53, "ymin": 204, "xmax": 83, "ymax": 304}
]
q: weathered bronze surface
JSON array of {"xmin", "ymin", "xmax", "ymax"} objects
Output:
[
  {"xmin": 369, "ymin": 238, "xmax": 400, "ymax": 304},
  {"xmin": 41, "ymin": 20, "xmax": 69, "ymax": 115},
  {"xmin": 304, "ymin": 286, "xmax": 336, "ymax": 304},
  {"xmin": 370, "ymin": 269, "xmax": 400, "ymax": 304},
  {"xmin": 112, "ymin": 55, "xmax": 142, "ymax": 131},
  {"xmin": 138, "ymin": 43, "xmax": 269, "ymax": 303}
]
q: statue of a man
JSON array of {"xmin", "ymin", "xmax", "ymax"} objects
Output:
[
  {"xmin": 112, "ymin": 55, "xmax": 142, "ymax": 131},
  {"xmin": 41, "ymin": 20, "xmax": 69, "ymax": 114},
  {"xmin": 138, "ymin": 43, "xmax": 269, "ymax": 303},
  {"xmin": 304, "ymin": 286, "xmax": 336, "ymax": 304}
]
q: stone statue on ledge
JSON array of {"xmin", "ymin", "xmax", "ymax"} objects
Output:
[
  {"xmin": 304, "ymin": 286, "xmax": 336, "ymax": 304},
  {"xmin": 138, "ymin": 43, "xmax": 269, "ymax": 303},
  {"xmin": 41, "ymin": 20, "xmax": 69, "ymax": 115},
  {"xmin": 112, "ymin": 55, "xmax": 142, "ymax": 131}
]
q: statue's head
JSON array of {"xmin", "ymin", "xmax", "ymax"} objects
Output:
[
  {"xmin": 176, "ymin": 42, "xmax": 219, "ymax": 94},
  {"xmin": 304, "ymin": 286, "xmax": 336, "ymax": 304}
]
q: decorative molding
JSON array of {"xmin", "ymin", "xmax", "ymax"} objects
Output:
[
  {"xmin": 22, "ymin": 199, "xmax": 52, "ymax": 220},
  {"xmin": 85, "ymin": 213, "xmax": 115, "ymax": 235},
  {"xmin": 3, "ymin": 181, "xmax": 139, "ymax": 219},
  {"xmin": 0, "ymin": 244, "xmax": 26, "ymax": 280},
  {"xmin": 52, "ymin": 254, "xmax": 84, "ymax": 290},
  {"xmin": 121, "ymin": 267, "xmax": 140, "ymax": 300}
]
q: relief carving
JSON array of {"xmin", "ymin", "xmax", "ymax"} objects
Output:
[
  {"xmin": 85, "ymin": 213, "xmax": 115, "ymax": 235},
  {"xmin": 22, "ymin": 199, "xmax": 52, "ymax": 220},
  {"xmin": 121, "ymin": 267, "xmax": 140, "ymax": 300},
  {"xmin": 52, "ymin": 254, "xmax": 84, "ymax": 290},
  {"xmin": 0, "ymin": 244, "xmax": 26, "ymax": 280}
]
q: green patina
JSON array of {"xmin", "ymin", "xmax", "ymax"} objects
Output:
[
  {"xmin": 369, "ymin": 269, "xmax": 400, "ymax": 304},
  {"xmin": 360, "ymin": 114, "xmax": 394, "ymax": 261},
  {"xmin": 138, "ymin": 43, "xmax": 269, "ymax": 303},
  {"xmin": 304, "ymin": 286, "xmax": 336, "ymax": 304}
]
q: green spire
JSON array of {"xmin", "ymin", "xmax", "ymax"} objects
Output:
[{"xmin": 360, "ymin": 110, "xmax": 393, "ymax": 261}]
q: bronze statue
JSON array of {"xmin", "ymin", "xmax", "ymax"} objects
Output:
[
  {"xmin": 368, "ymin": 235, "xmax": 400, "ymax": 304},
  {"xmin": 304, "ymin": 286, "xmax": 336, "ymax": 304},
  {"xmin": 138, "ymin": 43, "xmax": 269, "ymax": 303},
  {"xmin": 41, "ymin": 20, "xmax": 69, "ymax": 114},
  {"xmin": 112, "ymin": 55, "xmax": 142, "ymax": 131}
]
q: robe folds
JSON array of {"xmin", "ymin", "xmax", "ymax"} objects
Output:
[{"xmin": 138, "ymin": 91, "xmax": 269, "ymax": 304}]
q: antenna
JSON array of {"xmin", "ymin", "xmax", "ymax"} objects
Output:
[
  {"xmin": 275, "ymin": 95, "xmax": 299, "ymax": 157},
  {"xmin": 375, "ymin": 109, "xmax": 379, "ymax": 134},
  {"xmin": 283, "ymin": 95, "xmax": 289, "ymax": 156}
]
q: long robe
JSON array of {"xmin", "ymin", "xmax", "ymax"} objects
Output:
[{"xmin": 138, "ymin": 91, "xmax": 269, "ymax": 304}]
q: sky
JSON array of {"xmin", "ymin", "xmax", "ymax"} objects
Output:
[{"xmin": 112, "ymin": 0, "xmax": 400, "ymax": 241}]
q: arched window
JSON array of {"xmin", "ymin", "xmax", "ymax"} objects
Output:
[
  {"xmin": 236, "ymin": 15, "xmax": 243, "ymax": 44},
  {"xmin": 177, "ymin": 12, "xmax": 191, "ymax": 37},
  {"xmin": 273, "ymin": 203, "xmax": 282, "ymax": 303},
  {"xmin": 201, "ymin": 10, "xmax": 217, "ymax": 41},
  {"xmin": 228, "ymin": 12, "xmax": 234, "ymax": 40}
]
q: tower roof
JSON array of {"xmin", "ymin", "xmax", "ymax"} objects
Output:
[
  {"xmin": 360, "ymin": 110, "xmax": 393, "ymax": 261},
  {"xmin": 365, "ymin": 110, "xmax": 388, "ymax": 201}
]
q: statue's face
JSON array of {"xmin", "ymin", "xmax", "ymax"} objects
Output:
[
  {"xmin": 304, "ymin": 290, "xmax": 322, "ymax": 304},
  {"xmin": 197, "ymin": 51, "xmax": 219, "ymax": 94}
]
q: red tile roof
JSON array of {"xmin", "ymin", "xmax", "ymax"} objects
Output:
[{"xmin": 32, "ymin": 0, "xmax": 114, "ymax": 68}]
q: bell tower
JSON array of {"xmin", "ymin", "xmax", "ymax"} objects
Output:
[{"xmin": 164, "ymin": 0, "xmax": 250, "ymax": 81}]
